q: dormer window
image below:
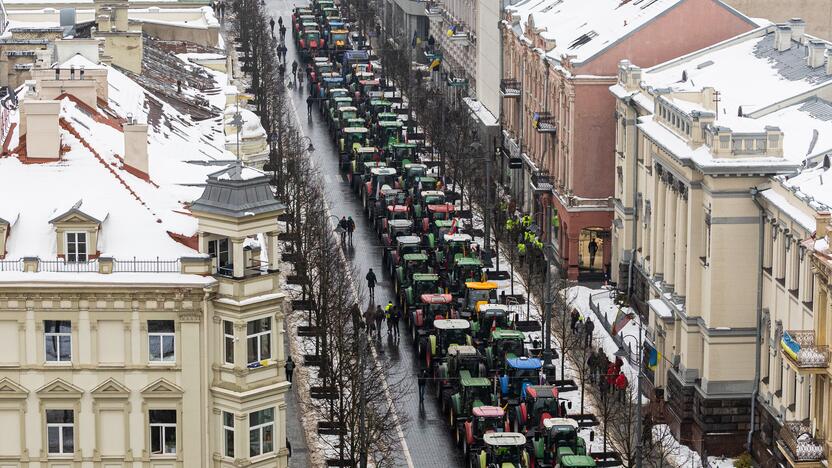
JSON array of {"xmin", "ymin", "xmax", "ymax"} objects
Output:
[
  {"xmin": 65, "ymin": 232, "xmax": 88, "ymax": 262},
  {"xmin": 208, "ymin": 238, "xmax": 231, "ymax": 274}
]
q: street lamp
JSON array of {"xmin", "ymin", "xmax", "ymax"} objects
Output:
[
  {"xmin": 465, "ymin": 141, "xmax": 494, "ymax": 264},
  {"xmin": 614, "ymin": 325, "xmax": 644, "ymax": 468}
]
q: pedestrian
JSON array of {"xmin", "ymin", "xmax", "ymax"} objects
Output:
[
  {"xmin": 364, "ymin": 306, "xmax": 374, "ymax": 334},
  {"xmin": 570, "ymin": 308, "xmax": 579, "ymax": 332},
  {"xmin": 277, "ymin": 15, "xmax": 283, "ymax": 27},
  {"xmin": 347, "ymin": 216, "xmax": 356, "ymax": 244},
  {"xmin": 374, "ymin": 305, "xmax": 384, "ymax": 341},
  {"xmin": 597, "ymin": 350, "xmax": 609, "ymax": 385},
  {"xmin": 306, "ymin": 95, "xmax": 313, "ymax": 119},
  {"xmin": 614, "ymin": 356, "xmax": 624, "ymax": 373},
  {"xmin": 599, "ymin": 374, "xmax": 609, "ymax": 396},
  {"xmin": 292, "ymin": 60, "xmax": 299, "ymax": 81},
  {"xmin": 338, "ymin": 216, "xmax": 348, "ymax": 243},
  {"xmin": 280, "ymin": 24, "xmax": 287, "ymax": 40},
  {"xmin": 384, "ymin": 301, "xmax": 394, "ymax": 334},
  {"xmin": 606, "ymin": 363, "xmax": 618, "ymax": 387},
  {"xmin": 588, "ymin": 237, "xmax": 598, "ymax": 270},
  {"xmin": 287, "ymin": 438, "xmax": 292, "ymax": 457},
  {"xmin": 586, "ymin": 349, "xmax": 598, "ymax": 384},
  {"xmin": 390, "ymin": 304, "xmax": 400, "ymax": 338},
  {"xmin": 417, "ymin": 369, "xmax": 428, "ymax": 406},
  {"xmin": 614, "ymin": 372, "xmax": 628, "ymax": 402},
  {"xmin": 279, "ymin": 62, "xmax": 285, "ymax": 78},
  {"xmin": 270, "ymin": 17, "xmax": 275, "ymax": 34},
  {"xmin": 584, "ymin": 317, "xmax": 595, "ymax": 347},
  {"xmin": 365, "ymin": 268, "xmax": 377, "ymax": 302},
  {"xmin": 284, "ymin": 356, "xmax": 295, "ymax": 383},
  {"xmin": 559, "ymin": 400, "xmax": 568, "ymax": 418}
]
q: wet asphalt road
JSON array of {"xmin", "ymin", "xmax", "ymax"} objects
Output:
[{"xmin": 260, "ymin": 0, "xmax": 465, "ymax": 465}]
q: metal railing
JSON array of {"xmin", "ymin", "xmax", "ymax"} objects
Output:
[
  {"xmin": 780, "ymin": 421, "xmax": 826, "ymax": 462},
  {"xmin": 0, "ymin": 259, "xmax": 22, "ymax": 271},
  {"xmin": 39, "ymin": 260, "xmax": 100, "ymax": 272},
  {"xmin": 214, "ymin": 262, "xmax": 276, "ymax": 279},
  {"xmin": 783, "ymin": 330, "xmax": 830, "ymax": 369},
  {"xmin": 113, "ymin": 257, "xmax": 181, "ymax": 273}
]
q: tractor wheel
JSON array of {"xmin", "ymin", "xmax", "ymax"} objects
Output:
[
  {"xmin": 455, "ymin": 425, "xmax": 462, "ymax": 446},
  {"xmin": 440, "ymin": 389, "xmax": 452, "ymax": 412},
  {"xmin": 462, "ymin": 437, "xmax": 469, "ymax": 458},
  {"xmin": 449, "ymin": 407, "xmax": 455, "ymax": 428}
]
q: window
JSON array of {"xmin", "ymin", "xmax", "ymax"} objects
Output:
[
  {"xmin": 208, "ymin": 238, "xmax": 231, "ymax": 273},
  {"xmin": 44, "ymin": 320, "xmax": 72, "ymax": 362},
  {"xmin": 223, "ymin": 412, "xmax": 235, "ymax": 458},
  {"xmin": 224, "ymin": 321, "xmax": 235, "ymax": 365},
  {"xmin": 249, "ymin": 408, "xmax": 274, "ymax": 457},
  {"xmin": 149, "ymin": 410, "xmax": 176, "ymax": 455},
  {"xmin": 148, "ymin": 320, "xmax": 175, "ymax": 363},
  {"xmin": 247, "ymin": 318, "xmax": 272, "ymax": 365},
  {"xmin": 65, "ymin": 232, "xmax": 87, "ymax": 262},
  {"xmin": 46, "ymin": 409, "xmax": 74, "ymax": 454}
]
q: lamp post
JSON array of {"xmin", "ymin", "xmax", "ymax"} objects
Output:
[{"xmin": 615, "ymin": 326, "xmax": 644, "ymax": 468}]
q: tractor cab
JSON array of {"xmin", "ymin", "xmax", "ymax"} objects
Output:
[
  {"xmin": 373, "ymin": 186, "xmax": 406, "ymax": 222},
  {"xmin": 318, "ymin": 74, "xmax": 345, "ymax": 100},
  {"xmin": 321, "ymin": 6, "xmax": 339, "ymax": 19},
  {"xmin": 425, "ymin": 318, "xmax": 470, "ymax": 368},
  {"xmin": 375, "ymin": 119, "xmax": 403, "ymax": 150},
  {"xmin": 364, "ymin": 98, "xmax": 393, "ymax": 120},
  {"xmin": 486, "ymin": 329, "xmax": 527, "ymax": 372},
  {"xmin": 395, "ymin": 256, "xmax": 432, "ymax": 294},
  {"xmin": 413, "ymin": 190, "xmax": 446, "ymax": 223},
  {"xmin": 355, "ymin": 78, "xmax": 381, "ymax": 101},
  {"xmin": 386, "ymin": 235, "xmax": 422, "ymax": 275},
  {"xmin": 500, "ymin": 357, "xmax": 542, "ymax": 402},
  {"xmin": 388, "ymin": 142, "xmax": 419, "ymax": 166},
  {"xmin": 381, "ymin": 218, "xmax": 413, "ymax": 247},
  {"xmin": 402, "ymin": 272, "xmax": 441, "ymax": 315},
  {"xmin": 364, "ymin": 167, "xmax": 398, "ymax": 212},
  {"xmin": 515, "ymin": 386, "xmax": 565, "ymax": 434},
  {"xmin": 461, "ymin": 406, "xmax": 509, "ymax": 458},
  {"xmin": 447, "ymin": 256, "xmax": 484, "ymax": 296},
  {"xmin": 351, "ymin": 161, "xmax": 386, "ymax": 195},
  {"xmin": 459, "ymin": 281, "xmax": 498, "ymax": 319},
  {"xmin": 327, "ymin": 96, "xmax": 353, "ymax": 115},
  {"xmin": 324, "ymin": 86, "xmax": 349, "ymax": 102},
  {"xmin": 400, "ymin": 163, "xmax": 428, "ymax": 187},
  {"xmin": 449, "ymin": 374, "xmax": 497, "ymax": 431},
  {"xmin": 471, "ymin": 304, "xmax": 513, "ymax": 342},
  {"xmin": 427, "ymin": 202, "xmax": 455, "ymax": 224},
  {"xmin": 338, "ymin": 127, "xmax": 369, "ymax": 165},
  {"xmin": 437, "ymin": 344, "xmax": 487, "ymax": 409},
  {"xmin": 292, "ymin": 10, "xmax": 314, "ymax": 36},
  {"xmin": 310, "ymin": 57, "xmax": 335, "ymax": 86},
  {"xmin": 472, "ymin": 433, "xmax": 529, "ymax": 468},
  {"xmin": 412, "ymin": 293, "xmax": 454, "ymax": 342},
  {"xmin": 375, "ymin": 111, "xmax": 399, "ymax": 124},
  {"xmin": 530, "ymin": 418, "xmax": 595, "ymax": 468},
  {"xmin": 436, "ymin": 233, "xmax": 473, "ymax": 270},
  {"xmin": 330, "ymin": 105, "xmax": 358, "ymax": 133},
  {"xmin": 423, "ymin": 218, "xmax": 455, "ymax": 244},
  {"xmin": 298, "ymin": 28, "xmax": 324, "ymax": 61}
]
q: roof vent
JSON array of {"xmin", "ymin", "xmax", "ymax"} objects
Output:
[
  {"xmin": 808, "ymin": 40, "xmax": 826, "ymax": 68},
  {"xmin": 789, "ymin": 18, "xmax": 806, "ymax": 44},
  {"xmin": 775, "ymin": 25, "xmax": 792, "ymax": 52}
]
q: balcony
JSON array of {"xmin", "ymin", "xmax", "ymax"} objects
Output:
[
  {"xmin": 424, "ymin": 2, "xmax": 443, "ymax": 17},
  {"xmin": 500, "ymin": 79, "xmax": 521, "ymax": 98},
  {"xmin": 531, "ymin": 170, "xmax": 553, "ymax": 192},
  {"xmin": 781, "ymin": 330, "xmax": 830, "ymax": 373},
  {"xmin": 532, "ymin": 112, "xmax": 557, "ymax": 135},
  {"xmin": 777, "ymin": 421, "xmax": 826, "ymax": 468}
]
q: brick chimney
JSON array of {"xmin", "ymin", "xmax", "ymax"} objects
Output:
[
  {"xmin": 123, "ymin": 119, "xmax": 149, "ymax": 180},
  {"xmin": 808, "ymin": 40, "xmax": 826, "ymax": 68},
  {"xmin": 775, "ymin": 25, "xmax": 792, "ymax": 52},
  {"xmin": 23, "ymin": 100, "xmax": 61, "ymax": 161}
]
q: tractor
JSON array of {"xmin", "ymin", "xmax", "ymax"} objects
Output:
[
  {"xmin": 436, "ymin": 344, "xmax": 488, "ymax": 402},
  {"xmin": 401, "ymin": 272, "xmax": 441, "ymax": 315},
  {"xmin": 513, "ymin": 386, "xmax": 570, "ymax": 434},
  {"xmin": 411, "ymin": 293, "xmax": 454, "ymax": 342},
  {"xmin": 381, "ymin": 217, "xmax": 413, "ymax": 249},
  {"xmin": 460, "ymin": 406, "xmax": 510, "ymax": 460},
  {"xmin": 422, "ymin": 203, "xmax": 456, "ymax": 238},
  {"xmin": 385, "ymin": 235, "xmax": 422, "ymax": 276},
  {"xmin": 329, "ymin": 105, "xmax": 358, "ymax": 137},
  {"xmin": 374, "ymin": 119, "xmax": 404, "ymax": 151},
  {"xmin": 347, "ymin": 146, "xmax": 379, "ymax": 185},
  {"xmin": 448, "ymin": 373, "xmax": 498, "ymax": 433},
  {"xmin": 338, "ymin": 127, "xmax": 369, "ymax": 167},
  {"xmin": 423, "ymin": 318, "xmax": 470, "ymax": 369},
  {"xmin": 372, "ymin": 186, "xmax": 406, "ymax": 223},
  {"xmin": 485, "ymin": 329, "xmax": 526, "ymax": 373},
  {"xmin": 387, "ymin": 142, "xmax": 420, "ymax": 169},
  {"xmin": 351, "ymin": 160, "xmax": 385, "ymax": 195},
  {"xmin": 447, "ymin": 256, "xmax": 484, "ymax": 296},
  {"xmin": 422, "ymin": 218, "xmax": 455, "ymax": 244},
  {"xmin": 471, "ymin": 304, "xmax": 513, "ymax": 344},
  {"xmin": 458, "ymin": 281, "xmax": 498, "ymax": 320},
  {"xmin": 362, "ymin": 167, "xmax": 397, "ymax": 215},
  {"xmin": 377, "ymin": 204, "xmax": 410, "ymax": 237},
  {"xmin": 529, "ymin": 418, "xmax": 596, "ymax": 468},
  {"xmin": 395, "ymin": 254, "xmax": 431, "ymax": 295},
  {"xmin": 298, "ymin": 27, "xmax": 324, "ymax": 62},
  {"xmin": 499, "ymin": 357, "xmax": 542, "ymax": 404},
  {"xmin": 399, "ymin": 163, "xmax": 429, "ymax": 190},
  {"xmin": 413, "ymin": 190, "xmax": 445, "ymax": 223},
  {"xmin": 470, "ymin": 432, "xmax": 530, "ymax": 468},
  {"xmin": 435, "ymin": 233, "xmax": 473, "ymax": 271}
]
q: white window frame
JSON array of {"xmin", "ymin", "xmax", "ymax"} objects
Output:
[
  {"xmin": 44, "ymin": 320, "xmax": 72, "ymax": 363},
  {"xmin": 224, "ymin": 320, "xmax": 235, "ymax": 365},
  {"xmin": 209, "ymin": 238, "xmax": 231, "ymax": 273},
  {"xmin": 248, "ymin": 408, "xmax": 274, "ymax": 457},
  {"xmin": 246, "ymin": 318, "xmax": 272, "ymax": 365},
  {"xmin": 149, "ymin": 409, "xmax": 177, "ymax": 456},
  {"xmin": 223, "ymin": 411, "xmax": 235, "ymax": 458},
  {"xmin": 65, "ymin": 231, "xmax": 88, "ymax": 262},
  {"xmin": 148, "ymin": 320, "xmax": 176, "ymax": 363},
  {"xmin": 46, "ymin": 409, "xmax": 74, "ymax": 455}
]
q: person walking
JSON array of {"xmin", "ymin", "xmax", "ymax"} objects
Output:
[
  {"xmin": 584, "ymin": 317, "xmax": 595, "ymax": 348},
  {"xmin": 279, "ymin": 24, "xmax": 287, "ymax": 40},
  {"xmin": 365, "ymin": 268, "xmax": 377, "ymax": 302},
  {"xmin": 588, "ymin": 237, "xmax": 598, "ymax": 271},
  {"xmin": 277, "ymin": 16, "xmax": 283, "ymax": 27},
  {"xmin": 347, "ymin": 216, "xmax": 356, "ymax": 244},
  {"xmin": 338, "ymin": 216, "xmax": 348, "ymax": 243},
  {"xmin": 384, "ymin": 301, "xmax": 394, "ymax": 335},
  {"xmin": 270, "ymin": 17, "xmax": 275, "ymax": 35},
  {"xmin": 570, "ymin": 308, "xmax": 579, "ymax": 332},
  {"xmin": 285, "ymin": 356, "xmax": 295, "ymax": 383},
  {"xmin": 374, "ymin": 305, "xmax": 384, "ymax": 341},
  {"xmin": 614, "ymin": 371, "xmax": 629, "ymax": 402},
  {"xmin": 417, "ymin": 369, "xmax": 428, "ymax": 406},
  {"xmin": 364, "ymin": 305, "xmax": 374, "ymax": 335},
  {"xmin": 586, "ymin": 348, "xmax": 598, "ymax": 384},
  {"xmin": 306, "ymin": 95, "xmax": 313, "ymax": 119},
  {"xmin": 389, "ymin": 304, "xmax": 400, "ymax": 338}
]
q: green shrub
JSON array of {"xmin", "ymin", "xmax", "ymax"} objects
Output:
[{"xmin": 734, "ymin": 452, "xmax": 753, "ymax": 468}]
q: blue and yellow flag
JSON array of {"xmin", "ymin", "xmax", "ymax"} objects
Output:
[
  {"xmin": 446, "ymin": 24, "xmax": 457, "ymax": 37},
  {"xmin": 648, "ymin": 346, "xmax": 660, "ymax": 371},
  {"xmin": 429, "ymin": 57, "xmax": 442, "ymax": 71}
]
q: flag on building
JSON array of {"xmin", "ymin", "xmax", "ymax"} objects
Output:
[
  {"xmin": 429, "ymin": 56, "xmax": 442, "ymax": 71},
  {"xmin": 611, "ymin": 307, "xmax": 634, "ymax": 335},
  {"xmin": 647, "ymin": 346, "xmax": 660, "ymax": 371},
  {"xmin": 446, "ymin": 24, "xmax": 457, "ymax": 37}
]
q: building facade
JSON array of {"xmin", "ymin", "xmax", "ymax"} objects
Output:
[
  {"xmin": 499, "ymin": 0, "xmax": 755, "ymax": 281},
  {"xmin": 610, "ymin": 21, "xmax": 832, "ymax": 457},
  {"xmin": 0, "ymin": 33, "xmax": 290, "ymax": 468}
]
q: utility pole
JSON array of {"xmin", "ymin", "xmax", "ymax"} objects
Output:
[
  {"xmin": 484, "ymin": 143, "xmax": 493, "ymax": 259},
  {"xmin": 635, "ymin": 321, "xmax": 643, "ymax": 468},
  {"xmin": 542, "ymin": 244, "xmax": 555, "ymax": 377},
  {"xmin": 358, "ymin": 323, "xmax": 368, "ymax": 468}
]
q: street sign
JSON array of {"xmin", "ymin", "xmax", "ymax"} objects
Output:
[{"xmin": 508, "ymin": 157, "xmax": 523, "ymax": 169}]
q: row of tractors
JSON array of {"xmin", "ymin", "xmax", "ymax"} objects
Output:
[{"xmin": 293, "ymin": 3, "xmax": 598, "ymax": 467}]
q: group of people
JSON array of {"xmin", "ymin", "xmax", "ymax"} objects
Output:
[
  {"xmin": 570, "ymin": 308, "xmax": 596, "ymax": 348},
  {"xmin": 362, "ymin": 300, "xmax": 401, "ymax": 342},
  {"xmin": 587, "ymin": 348, "xmax": 629, "ymax": 401},
  {"xmin": 338, "ymin": 216, "xmax": 356, "ymax": 244},
  {"xmin": 211, "ymin": 0, "xmax": 227, "ymax": 21}
]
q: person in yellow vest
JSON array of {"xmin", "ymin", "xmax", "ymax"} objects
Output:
[{"xmin": 517, "ymin": 242, "xmax": 526, "ymax": 265}]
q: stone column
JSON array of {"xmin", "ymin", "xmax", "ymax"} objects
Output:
[
  {"xmin": 267, "ymin": 231, "xmax": 279, "ymax": 271},
  {"xmin": 231, "ymin": 237, "xmax": 245, "ymax": 278},
  {"xmin": 663, "ymin": 175, "xmax": 677, "ymax": 286},
  {"xmin": 653, "ymin": 166, "xmax": 666, "ymax": 277},
  {"xmin": 179, "ymin": 315, "xmax": 203, "ymax": 468},
  {"xmin": 675, "ymin": 190, "xmax": 689, "ymax": 297}
]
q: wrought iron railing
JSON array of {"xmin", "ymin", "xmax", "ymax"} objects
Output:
[
  {"xmin": 500, "ymin": 79, "xmax": 521, "ymax": 97},
  {"xmin": 39, "ymin": 260, "xmax": 100, "ymax": 272},
  {"xmin": 782, "ymin": 330, "xmax": 830, "ymax": 369},
  {"xmin": 215, "ymin": 262, "xmax": 276, "ymax": 279},
  {"xmin": 780, "ymin": 421, "xmax": 826, "ymax": 462},
  {"xmin": 113, "ymin": 257, "xmax": 182, "ymax": 273},
  {"xmin": 0, "ymin": 259, "xmax": 22, "ymax": 271}
]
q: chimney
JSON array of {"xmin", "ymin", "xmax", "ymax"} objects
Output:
[
  {"xmin": 826, "ymin": 47, "xmax": 832, "ymax": 75},
  {"xmin": 789, "ymin": 18, "xmax": 806, "ymax": 44},
  {"xmin": 817, "ymin": 211, "xmax": 831, "ymax": 238},
  {"xmin": 808, "ymin": 40, "xmax": 826, "ymax": 68},
  {"xmin": 23, "ymin": 100, "xmax": 61, "ymax": 160},
  {"xmin": 775, "ymin": 25, "xmax": 792, "ymax": 52},
  {"xmin": 123, "ymin": 119, "xmax": 149, "ymax": 180}
]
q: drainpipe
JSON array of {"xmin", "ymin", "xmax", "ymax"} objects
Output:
[
  {"xmin": 748, "ymin": 187, "xmax": 765, "ymax": 453},
  {"xmin": 624, "ymin": 96, "xmax": 639, "ymax": 297}
]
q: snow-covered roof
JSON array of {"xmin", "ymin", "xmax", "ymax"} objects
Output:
[
  {"xmin": 59, "ymin": 53, "xmax": 105, "ymax": 70},
  {"xmin": 0, "ymin": 45, "xmax": 239, "ymax": 265},
  {"xmin": 506, "ymin": 0, "xmax": 683, "ymax": 65}
]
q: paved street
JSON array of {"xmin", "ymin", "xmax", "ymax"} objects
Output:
[{"xmin": 262, "ymin": 0, "xmax": 464, "ymax": 465}]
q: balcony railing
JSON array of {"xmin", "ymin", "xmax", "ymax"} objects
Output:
[
  {"xmin": 215, "ymin": 262, "xmax": 276, "ymax": 280},
  {"xmin": 39, "ymin": 260, "xmax": 100, "ymax": 272},
  {"xmin": 532, "ymin": 112, "xmax": 557, "ymax": 134},
  {"xmin": 780, "ymin": 421, "xmax": 826, "ymax": 462},
  {"xmin": 782, "ymin": 330, "xmax": 830, "ymax": 369},
  {"xmin": 113, "ymin": 257, "xmax": 182, "ymax": 273},
  {"xmin": 0, "ymin": 259, "xmax": 23, "ymax": 271},
  {"xmin": 500, "ymin": 79, "xmax": 521, "ymax": 98}
]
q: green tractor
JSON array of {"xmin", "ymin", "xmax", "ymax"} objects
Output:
[
  {"xmin": 399, "ymin": 163, "xmax": 429, "ymax": 189},
  {"xmin": 436, "ymin": 344, "xmax": 488, "ymax": 402},
  {"xmin": 347, "ymin": 146, "xmax": 379, "ymax": 187},
  {"xmin": 413, "ymin": 190, "xmax": 445, "ymax": 225},
  {"xmin": 471, "ymin": 304, "xmax": 513, "ymax": 344},
  {"xmin": 338, "ymin": 127, "xmax": 369, "ymax": 168},
  {"xmin": 448, "ymin": 373, "xmax": 498, "ymax": 432},
  {"xmin": 385, "ymin": 235, "xmax": 422, "ymax": 276},
  {"xmin": 422, "ymin": 203, "xmax": 456, "ymax": 238},
  {"xmin": 423, "ymin": 318, "xmax": 471, "ymax": 369},
  {"xmin": 529, "ymin": 418, "xmax": 596, "ymax": 468},
  {"xmin": 330, "ymin": 105, "xmax": 358, "ymax": 137},
  {"xmin": 486, "ymin": 329, "xmax": 527, "ymax": 373},
  {"xmin": 395, "ymin": 254, "xmax": 431, "ymax": 295},
  {"xmin": 375, "ymin": 119, "xmax": 404, "ymax": 151},
  {"xmin": 460, "ymin": 406, "xmax": 510, "ymax": 460},
  {"xmin": 470, "ymin": 433, "xmax": 530, "ymax": 468},
  {"xmin": 447, "ymin": 256, "xmax": 484, "ymax": 296},
  {"xmin": 435, "ymin": 233, "xmax": 473, "ymax": 271},
  {"xmin": 388, "ymin": 142, "xmax": 420, "ymax": 169},
  {"xmin": 422, "ymin": 218, "xmax": 455, "ymax": 243},
  {"xmin": 411, "ymin": 293, "xmax": 454, "ymax": 343},
  {"xmin": 401, "ymin": 272, "xmax": 441, "ymax": 315}
]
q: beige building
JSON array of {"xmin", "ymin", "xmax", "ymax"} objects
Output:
[
  {"xmin": 610, "ymin": 21, "xmax": 832, "ymax": 457},
  {"xmin": 0, "ymin": 35, "xmax": 290, "ymax": 468}
]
